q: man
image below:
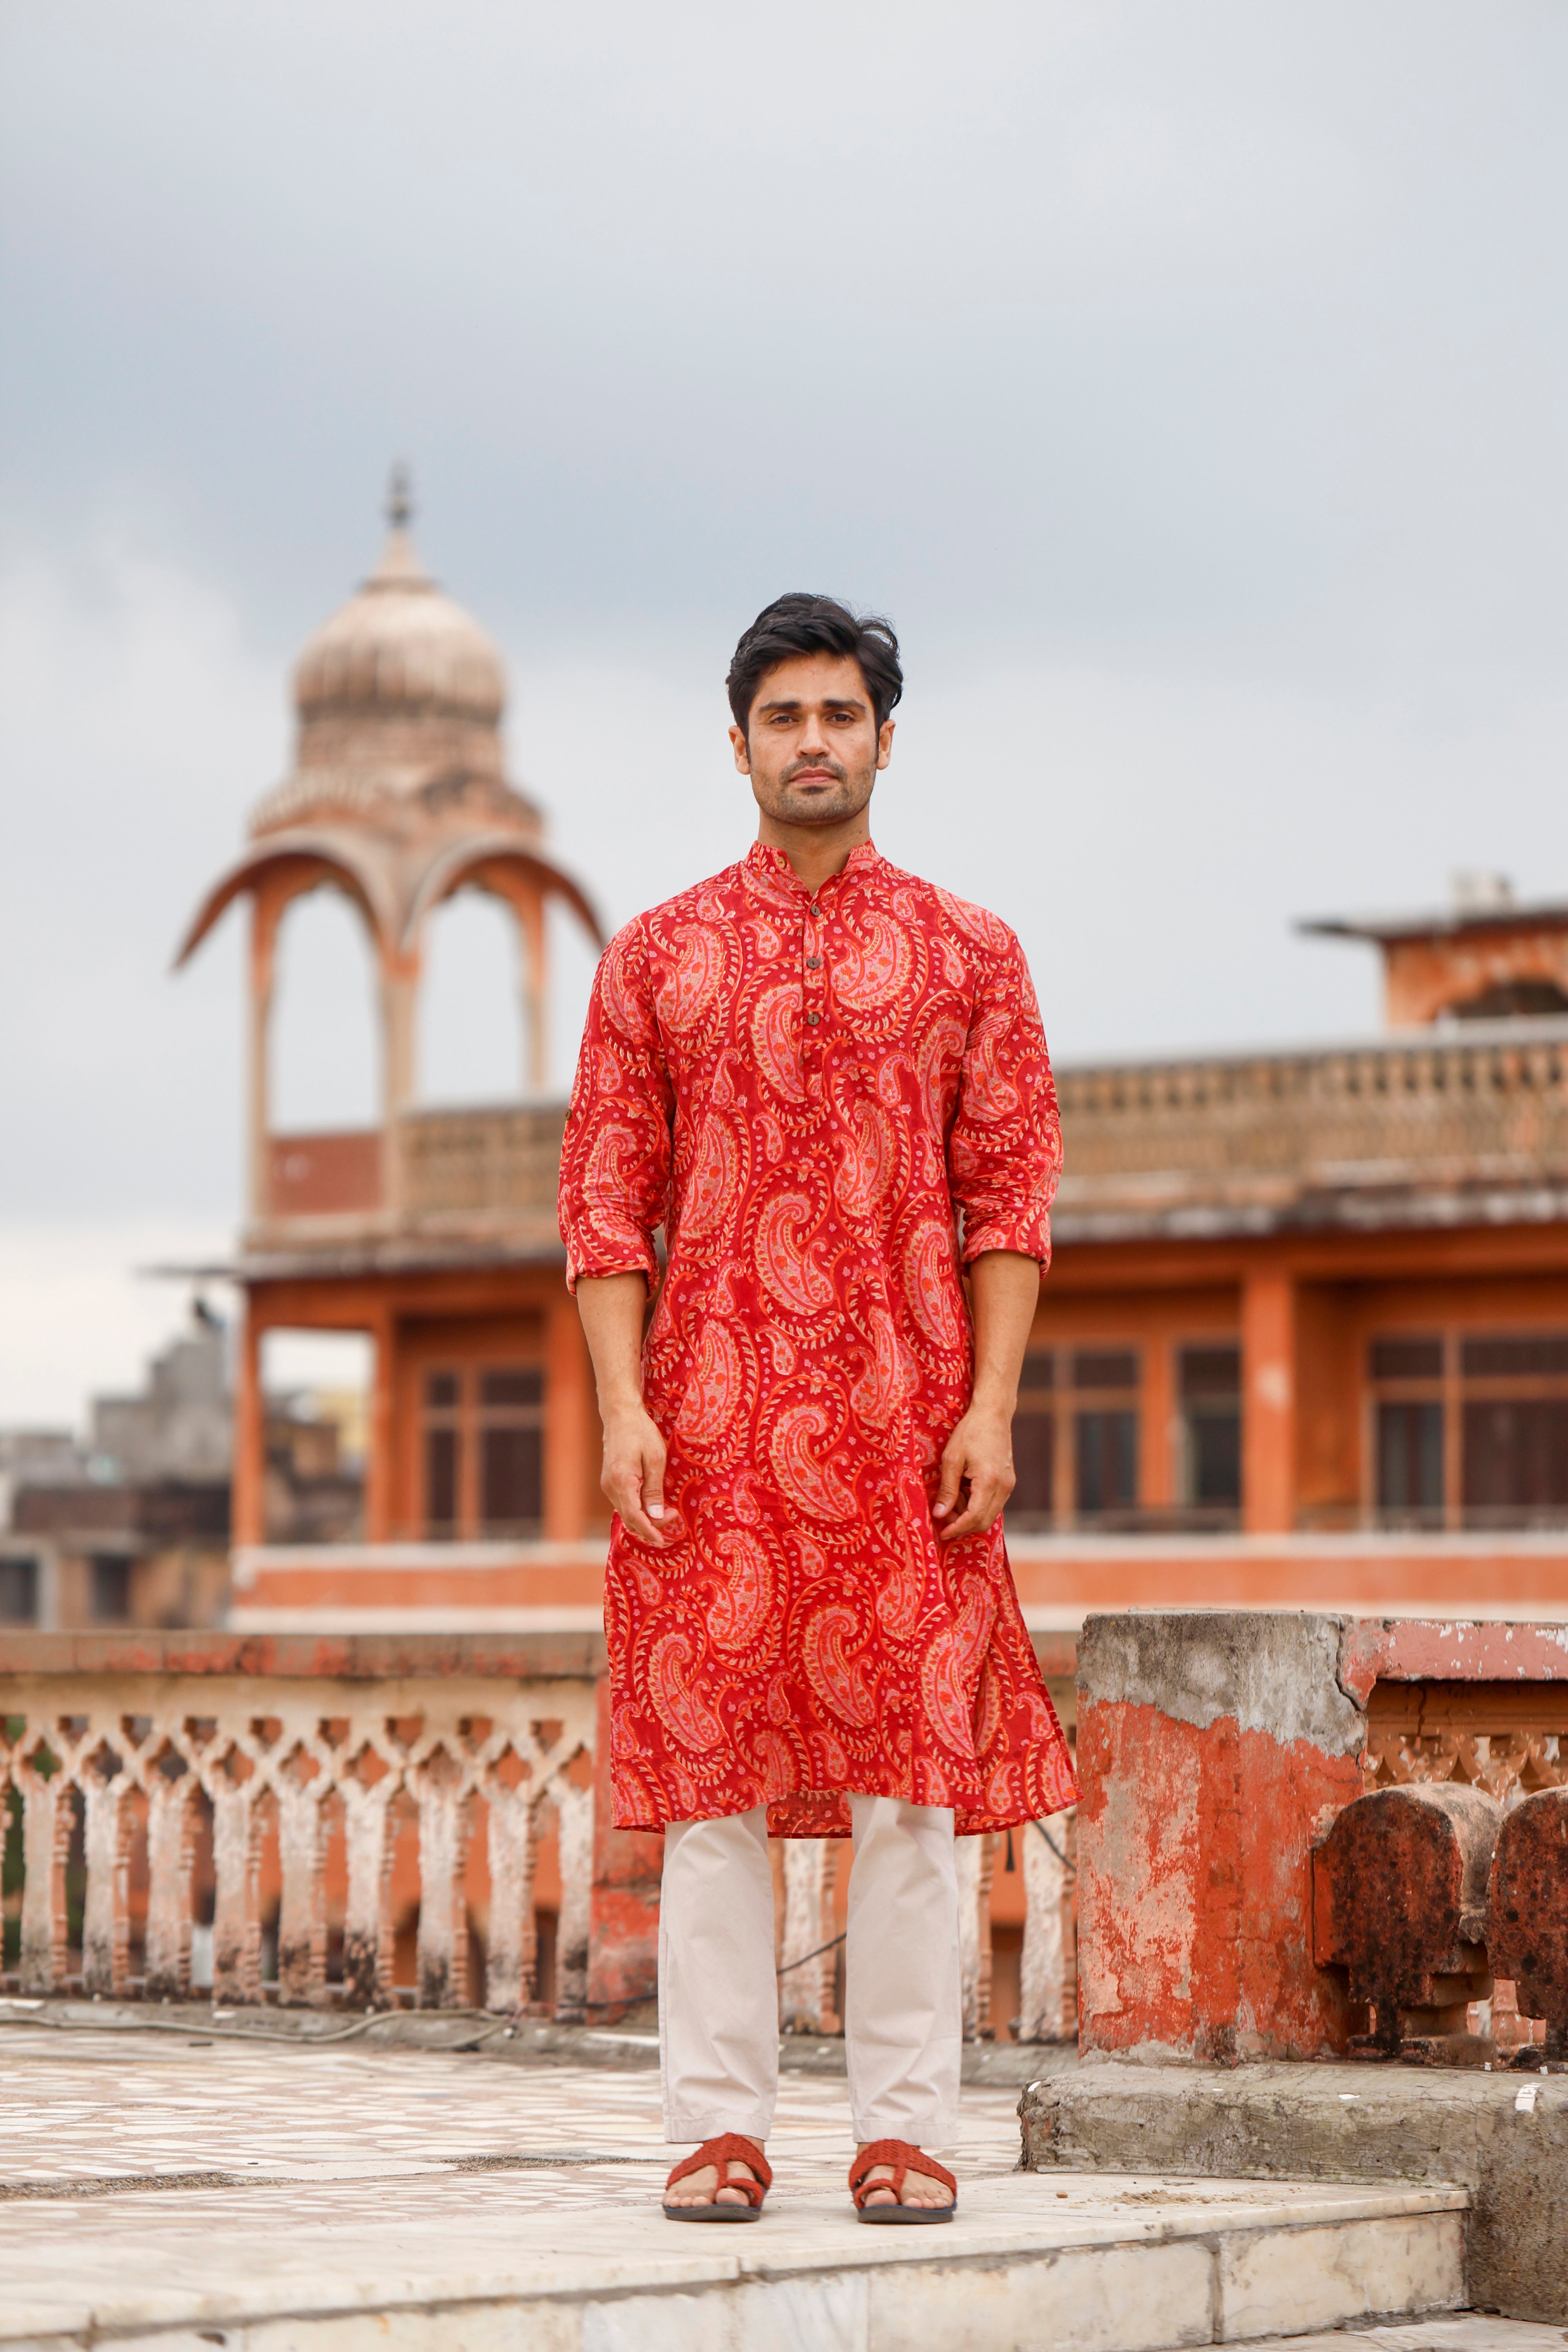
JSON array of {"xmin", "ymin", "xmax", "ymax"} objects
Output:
[{"xmin": 558, "ymin": 593, "xmax": 1075, "ymax": 2223}]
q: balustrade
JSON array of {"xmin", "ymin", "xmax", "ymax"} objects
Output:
[
  {"xmin": 0, "ymin": 1639, "xmax": 1079, "ymax": 2043},
  {"xmin": 1054, "ymin": 1020, "xmax": 1568, "ymax": 1225},
  {"xmin": 1, "ymin": 1643, "xmax": 597, "ymax": 2016}
]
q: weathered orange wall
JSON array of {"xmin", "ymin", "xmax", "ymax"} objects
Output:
[{"xmin": 1383, "ymin": 925, "xmax": 1568, "ymax": 1025}]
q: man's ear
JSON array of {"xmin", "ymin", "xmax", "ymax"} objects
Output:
[
  {"xmin": 729, "ymin": 723, "xmax": 752, "ymax": 776},
  {"xmin": 876, "ymin": 718, "xmax": 896, "ymax": 771}
]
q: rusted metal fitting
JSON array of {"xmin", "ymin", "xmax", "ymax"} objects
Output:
[
  {"xmin": 1312, "ymin": 1782, "xmax": 1501, "ymax": 2061},
  {"xmin": 1488, "ymin": 1786, "xmax": 1568, "ymax": 2068}
]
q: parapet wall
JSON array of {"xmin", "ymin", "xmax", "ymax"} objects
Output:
[{"xmin": 1076, "ymin": 1611, "xmax": 1568, "ymax": 2063}]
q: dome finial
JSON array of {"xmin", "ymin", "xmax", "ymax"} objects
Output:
[{"xmin": 387, "ymin": 461, "xmax": 413, "ymax": 533}]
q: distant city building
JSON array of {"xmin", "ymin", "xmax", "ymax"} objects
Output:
[
  {"xmin": 0, "ymin": 1304, "xmax": 365, "ymax": 1626},
  {"xmin": 0, "ymin": 1307, "xmax": 232, "ymax": 1628},
  {"xmin": 90, "ymin": 1304, "xmax": 231, "ymax": 1484},
  {"xmin": 156, "ymin": 483, "xmax": 1568, "ymax": 1635}
]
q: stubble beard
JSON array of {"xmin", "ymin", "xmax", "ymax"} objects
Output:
[{"xmin": 761, "ymin": 754, "xmax": 874, "ymax": 829}]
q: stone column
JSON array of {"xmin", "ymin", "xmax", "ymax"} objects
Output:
[
  {"xmin": 232, "ymin": 1304, "xmax": 266, "ymax": 1549},
  {"xmin": 247, "ymin": 893, "xmax": 280, "ymax": 1223},
  {"xmin": 1241, "ymin": 1263, "xmax": 1296, "ymax": 1534},
  {"xmin": 379, "ymin": 944, "xmax": 420, "ymax": 1216},
  {"xmin": 544, "ymin": 1290, "xmax": 593, "ymax": 1543},
  {"xmin": 363, "ymin": 1304, "xmax": 397, "ymax": 1544},
  {"xmin": 519, "ymin": 891, "xmax": 548, "ymax": 1096}
]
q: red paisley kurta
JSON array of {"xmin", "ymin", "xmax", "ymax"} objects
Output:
[{"xmin": 558, "ymin": 838, "xmax": 1077, "ymax": 1837}]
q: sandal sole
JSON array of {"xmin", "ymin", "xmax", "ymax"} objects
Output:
[
  {"xmin": 857, "ymin": 2205, "xmax": 954, "ymax": 2223},
  {"xmin": 662, "ymin": 2203, "xmax": 763, "ymax": 2221}
]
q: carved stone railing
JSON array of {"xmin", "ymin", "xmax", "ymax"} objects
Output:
[
  {"xmin": 0, "ymin": 1633, "xmax": 1080, "ymax": 2046},
  {"xmin": 1359, "ymin": 1673, "xmax": 1565, "ymax": 2054},
  {"xmin": 395, "ymin": 1102, "xmax": 567, "ymax": 1231},
  {"xmin": 0, "ymin": 1635, "xmax": 597, "ymax": 2018},
  {"xmin": 1054, "ymin": 1017, "xmax": 1568, "ymax": 1237},
  {"xmin": 246, "ymin": 1106, "xmax": 568, "ymax": 1252}
]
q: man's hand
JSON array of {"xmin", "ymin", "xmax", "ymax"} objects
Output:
[
  {"xmin": 599, "ymin": 1400, "xmax": 671, "ymax": 1547},
  {"xmin": 931, "ymin": 1249, "xmax": 1040, "ymax": 1542},
  {"xmin": 574, "ymin": 1270, "xmax": 673, "ymax": 1546},
  {"xmin": 932, "ymin": 1400, "xmax": 1015, "ymax": 1541}
]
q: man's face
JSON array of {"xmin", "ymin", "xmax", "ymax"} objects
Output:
[{"xmin": 730, "ymin": 652, "xmax": 894, "ymax": 826}]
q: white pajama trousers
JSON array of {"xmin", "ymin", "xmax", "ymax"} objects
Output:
[{"xmin": 658, "ymin": 1795, "xmax": 960, "ymax": 2148}]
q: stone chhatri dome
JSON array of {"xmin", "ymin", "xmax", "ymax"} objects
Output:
[
  {"xmin": 249, "ymin": 468, "xmax": 539, "ymax": 841},
  {"xmin": 177, "ymin": 469, "xmax": 600, "ymax": 985}
]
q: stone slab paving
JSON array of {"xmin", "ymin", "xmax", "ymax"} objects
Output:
[
  {"xmin": 1230, "ymin": 2330, "xmax": 1567, "ymax": 2350},
  {"xmin": 0, "ymin": 2023, "xmax": 1472, "ymax": 2350}
]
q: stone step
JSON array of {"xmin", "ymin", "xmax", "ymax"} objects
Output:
[
  {"xmin": 1020, "ymin": 2057, "xmax": 1568, "ymax": 2325},
  {"xmin": 1230, "ymin": 2327, "xmax": 1565, "ymax": 2352},
  {"xmin": 5, "ymin": 2173, "xmax": 1466, "ymax": 2352}
]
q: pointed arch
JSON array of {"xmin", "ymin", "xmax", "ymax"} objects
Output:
[
  {"xmin": 172, "ymin": 830, "xmax": 400, "ymax": 969},
  {"xmin": 401, "ymin": 836, "xmax": 603, "ymax": 956}
]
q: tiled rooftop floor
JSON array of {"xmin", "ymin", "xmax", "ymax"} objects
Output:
[
  {"xmin": 0, "ymin": 2017, "xmax": 1516, "ymax": 2350},
  {"xmin": 0, "ymin": 2016, "xmax": 1020, "ymax": 2209}
]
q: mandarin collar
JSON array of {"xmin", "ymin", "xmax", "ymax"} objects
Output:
[{"xmin": 744, "ymin": 838, "xmax": 882, "ymax": 895}]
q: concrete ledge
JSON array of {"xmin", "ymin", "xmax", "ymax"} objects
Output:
[
  {"xmin": 1019, "ymin": 2060, "xmax": 1568, "ymax": 2325},
  {"xmin": 0, "ymin": 1629, "xmax": 606, "ymax": 1678},
  {"xmin": 0, "ymin": 2175, "xmax": 1466, "ymax": 2351},
  {"xmin": 0, "ymin": 1999, "xmax": 1062, "ymax": 2088}
]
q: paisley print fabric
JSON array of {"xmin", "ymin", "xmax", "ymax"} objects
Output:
[{"xmin": 558, "ymin": 840, "xmax": 1077, "ymax": 1837}]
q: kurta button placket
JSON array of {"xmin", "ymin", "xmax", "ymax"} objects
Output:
[{"xmin": 802, "ymin": 891, "xmax": 826, "ymax": 1081}]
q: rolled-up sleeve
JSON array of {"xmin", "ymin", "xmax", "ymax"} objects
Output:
[
  {"xmin": 557, "ymin": 921, "xmax": 674, "ymax": 1293},
  {"xmin": 948, "ymin": 930, "xmax": 1062, "ymax": 1269}
]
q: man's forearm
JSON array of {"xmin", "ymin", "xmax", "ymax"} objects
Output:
[
  {"xmin": 967, "ymin": 1249, "xmax": 1042, "ymax": 1413},
  {"xmin": 573, "ymin": 1271, "xmax": 650, "ymax": 1413},
  {"xmin": 933, "ymin": 1250, "xmax": 1041, "ymax": 1538},
  {"xmin": 575, "ymin": 1272, "xmax": 672, "ymax": 1544}
]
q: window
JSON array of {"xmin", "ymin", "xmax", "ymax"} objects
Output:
[
  {"xmin": 1179, "ymin": 1345, "xmax": 1241, "ymax": 1510},
  {"xmin": 1461, "ymin": 1334, "xmax": 1568, "ymax": 1379},
  {"xmin": 0, "ymin": 1556, "xmax": 38, "ymax": 1625},
  {"xmin": 1377, "ymin": 1403, "xmax": 1444, "ymax": 1512},
  {"xmin": 91, "ymin": 1555, "xmax": 132, "ymax": 1623},
  {"xmin": 1368, "ymin": 1329, "xmax": 1568, "ymax": 1525},
  {"xmin": 1076, "ymin": 1412, "xmax": 1137, "ymax": 1512},
  {"xmin": 1370, "ymin": 1337, "xmax": 1444, "ymax": 1383},
  {"xmin": 420, "ymin": 1364, "xmax": 546, "ymax": 1537},
  {"xmin": 1461, "ymin": 1334, "xmax": 1568, "ymax": 1520},
  {"xmin": 1464, "ymin": 1403, "xmax": 1568, "ymax": 1515},
  {"xmin": 1010, "ymin": 1352, "xmax": 1054, "ymax": 1520},
  {"xmin": 1071, "ymin": 1349, "xmax": 1139, "ymax": 1517},
  {"xmin": 479, "ymin": 1368, "xmax": 544, "ymax": 1533},
  {"xmin": 1369, "ymin": 1336, "xmax": 1445, "ymax": 1521}
]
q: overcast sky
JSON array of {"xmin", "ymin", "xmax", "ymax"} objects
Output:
[{"xmin": 2, "ymin": 1, "xmax": 1565, "ymax": 1422}]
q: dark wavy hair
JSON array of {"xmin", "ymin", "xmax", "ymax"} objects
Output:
[{"xmin": 726, "ymin": 592, "xmax": 904, "ymax": 736}]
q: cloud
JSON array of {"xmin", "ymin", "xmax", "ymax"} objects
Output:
[
  {"xmin": 0, "ymin": 1221, "xmax": 231, "ymax": 1428},
  {"xmin": 1, "ymin": 0, "xmax": 1565, "ymax": 1425}
]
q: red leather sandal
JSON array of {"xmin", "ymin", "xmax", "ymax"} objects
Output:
[
  {"xmin": 849, "ymin": 2139, "xmax": 956, "ymax": 2224},
  {"xmin": 662, "ymin": 2134, "xmax": 772, "ymax": 2222}
]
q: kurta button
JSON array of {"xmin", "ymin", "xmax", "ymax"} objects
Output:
[
  {"xmin": 809, "ymin": 900, "xmax": 822, "ymax": 916},
  {"xmin": 806, "ymin": 956, "xmax": 821, "ymax": 970},
  {"xmin": 806, "ymin": 1010, "xmax": 821, "ymax": 1026}
]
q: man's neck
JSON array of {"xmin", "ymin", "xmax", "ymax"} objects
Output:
[{"xmin": 755, "ymin": 812, "xmax": 871, "ymax": 891}]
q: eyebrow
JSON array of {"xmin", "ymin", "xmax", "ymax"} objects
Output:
[{"xmin": 754, "ymin": 692, "xmax": 869, "ymax": 715}]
